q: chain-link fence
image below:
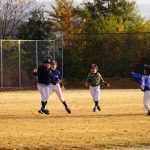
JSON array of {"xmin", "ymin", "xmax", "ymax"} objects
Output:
[
  {"xmin": 0, "ymin": 39, "xmax": 63, "ymax": 88},
  {"xmin": 62, "ymin": 33, "xmax": 150, "ymax": 88},
  {"xmin": 0, "ymin": 33, "xmax": 150, "ymax": 89}
]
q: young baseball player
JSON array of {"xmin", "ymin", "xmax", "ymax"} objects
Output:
[
  {"xmin": 131, "ymin": 64, "xmax": 150, "ymax": 115},
  {"xmin": 86, "ymin": 64, "xmax": 110, "ymax": 112},
  {"xmin": 33, "ymin": 59, "xmax": 51, "ymax": 115},
  {"xmin": 49, "ymin": 60, "xmax": 71, "ymax": 114}
]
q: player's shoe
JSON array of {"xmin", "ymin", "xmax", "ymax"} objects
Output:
[
  {"xmin": 65, "ymin": 107, "xmax": 71, "ymax": 114},
  {"xmin": 39, "ymin": 108, "xmax": 49, "ymax": 115},
  {"xmin": 93, "ymin": 107, "xmax": 97, "ymax": 112},
  {"xmin": 43, "ymin": 108, "xmax": 49, "ymax": 115},
  {"xmin": 147, "ymin": 111, "xmax": 150, "ymax": 115},
  {"xmin": 97, "ymin": 106, "xmax": 101, "ymax": 111},
  {"xmin": 38, "ymin": 109, "xmax": 43, "ymax": 114}
]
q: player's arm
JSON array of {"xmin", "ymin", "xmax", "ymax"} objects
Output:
[
  {"xmin": 131, "ymin": 72, "xmax": 142, "ymax": 84},
  {"xmin": 100, "ymin": 75, "xmax": 110, "ymax": 87},
  {"xmin": 33, "ymin": 67, "xmax": 38, "ymax": 76},
  {"xmin": 57, "ymin": 71, "xmax": 64, "ymax": 87},
  {"xmin": 58, "ymin": 74, "xmax": 65, "ymax": 91}
]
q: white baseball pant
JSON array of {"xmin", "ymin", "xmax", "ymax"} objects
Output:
[
  {"xmin": 49, "ymin": 84, "xmax": 65, "ymax": 102},
  {"xmin": 143, "ymin": 90, "xmax": 150, "ymax": 111},
  {"xmin": 89, "ymin": 85, "xmax": 100, "ymax": 102},
  {"xmin": 37, "ymin": 83, "xmax": 50, "ymax": 102}
]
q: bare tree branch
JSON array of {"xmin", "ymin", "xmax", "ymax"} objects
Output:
[{"xmin": 0, "ymin": 0, "xmax": 35, "ymax": 39}]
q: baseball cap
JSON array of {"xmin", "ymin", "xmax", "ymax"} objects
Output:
[
  {"xmin": 51, "ymin": 60, "xmax": 57, "ymax": 65},
  {"xmin": 144, "ymin": 64, "xmax": 150, "ymax": 69},
  {"xmin": 43, "ymin": 59, "xmax": 51, "ymax": 64},
  {"xmin": 91, "ymin": 64, "xmax": 98, "ymax": 68}
]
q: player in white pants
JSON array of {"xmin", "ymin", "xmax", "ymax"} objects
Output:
[
  {"xmin": 132, "ymin": 64, "xmax": 150, "ymax": 115},
  {"xmin": 49, "ymin": 60, "xmax": 71, "ymax": 114},
  {"xmin": 86, "ymin": 64, "xmax": 110, "ymax": 112},
  {"xmin": 49, "ymin": 84, "xmax": 65, "ymax": 102},
  {"xmin": 33, "ymin": 59, "xmax": 51, "ymax": 115},
  {"xmin": 144, "ymin": 91, "xmax": 150, "ymax": 113}
]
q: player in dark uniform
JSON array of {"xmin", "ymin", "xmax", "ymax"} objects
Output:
[{"xmin": 33, "ymin": 59, "xmax": 51, "ymax": 115}]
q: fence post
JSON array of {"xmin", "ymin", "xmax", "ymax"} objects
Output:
[
  {"xmin": 53, "ymin": 40, "xmax": 56, "ymax": 60},
  {"xmin": 62, "ymin": 36, "xmax": 64, "ymax": 78},
  {"xmin": 0, "ymin": 40, "xmax": 3, "ymax": 88},
  {"xmin": 18, "ymin": 40, "xmax": 21, "ymax": 87},
  {"xmin": 102, "ymin": 57, "xmax": 105, "ymax": 77},
  {"xmin": 36, "ymin": 40, "xmax": 38, "ymax": 68}
]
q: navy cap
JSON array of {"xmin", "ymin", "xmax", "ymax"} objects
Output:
[{"xmin": 43, "ymin": 59, "xmax": 51, "ymax": 64}]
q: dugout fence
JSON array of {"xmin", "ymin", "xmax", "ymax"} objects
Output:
[{"xmin": 0, "ymin": 39, "xmax": 63, "ymax": 88}]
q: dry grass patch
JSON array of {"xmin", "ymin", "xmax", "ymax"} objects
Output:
[{"xmin": 0, "ymin": 89, "xmax": 150, "ymax": 150}]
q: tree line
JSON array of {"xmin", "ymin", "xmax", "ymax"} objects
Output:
[{"xmin": 0, "ymin": 0, "xmax": 150, "ymax": 87}]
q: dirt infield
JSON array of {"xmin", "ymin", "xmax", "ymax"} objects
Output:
[{"xmin": 0, "ymin": 89, "xmax": 150, "ymax": 150}]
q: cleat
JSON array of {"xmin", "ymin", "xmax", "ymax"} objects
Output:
[
  {"xmin": 147, "ymin": 111, "xmax": 150, "ymax": 115},
  {"xmin": 45, "ymin": 108, "xmax": 49, "ymax": 113},
  {"xmin": 97, "ymin": 106, "xmax": 101, "ymax": 111},
  {"xmin": 93, "ymin": 107, "xmax": 97, "ymax": 112},
  {"xmin": 65, "ymin": 107, "xmax": 71, "ymax": 114},
  {"xmin": 38, "ymin": 109, "xmax": 43, "ymax": 114},
  {"xmin": 41, "ymin": 108, "xmax": 49, "ymax": 115}
]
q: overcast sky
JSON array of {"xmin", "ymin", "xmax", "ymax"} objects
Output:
[
  {"xmin": 36, "ymin": 0, "xmax": 150, "ymax": 19},
  {"xmin": 36, "ymin": 0, "xmax": 150, "ymax": 4}
]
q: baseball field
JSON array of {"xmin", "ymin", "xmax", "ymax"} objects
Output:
[{"xmin": 0, "ymin": 89, "xmax": 150, "ymax": 150}]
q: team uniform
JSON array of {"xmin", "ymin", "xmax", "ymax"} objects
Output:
[
  {"xmin": 49, "ymin": 69, "xmax": 65, "ymax": 102},
  {"xmin": 86, "ymin": 64, "xmax": 109, "ymax": 112},
  {"xmin": 132, "ymin": 65, "xmax": 150, "ymax": 115},
  {"xmin": 33, "ymin": 60, "xmax": 51, "ymax": 115},
  {"xmin": 49, "ymin": 60, "xmax": 71, "ymax": 114}
]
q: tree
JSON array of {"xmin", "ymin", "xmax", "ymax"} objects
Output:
[
  {"xmin": 50, "ymin": 0, "xmax": 82, "ymax": 47},
  {"xmin": 17, "ymin": 9, "xmax": 54, "ymax": 40},
  {"xmin": 82, "ymin": 0, "xmax": 143, "ymax": 32},
  {"xmin": 0, "ymin": 0, "xmax": 34, "ymax": 39},
  {"xmin": 139, "ymin": 20, "xmax": 150, "ymax": 32}
]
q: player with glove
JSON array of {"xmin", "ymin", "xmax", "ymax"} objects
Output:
[
  {"xmin": 49, "ymin": 60, "xmax": 71, "ymax": 114},
  {"xmin": 131, "ymin": 64, "xmax": 150, "ymax": 116},
  {"xmin": 85, "ymin": 64, "xmax": 110, "ymax": 112}
]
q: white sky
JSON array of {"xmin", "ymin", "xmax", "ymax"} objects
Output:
[
  {"xmin": 36, "ymin": 0, "xmax": 150, "ymax": 19},
  {"xmin": 36, "ymin": 0, "xmax": 150, "ymax": 5}
]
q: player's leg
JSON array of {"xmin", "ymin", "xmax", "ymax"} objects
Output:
[
  {"xmin": 54, "ymin": 84, "xmax": 71, "ymax": 114},
  {"xmin": 44, "ymin": 85, "xmax": 51, "ymax": 113},
  {"xmin": 93, "ymin": 86, "xmax": 101, "ymax": 112},
  {"xmin": 95, "ymin": 86, "xmax": 101, "ymax": 111},
  {"xmin": 48, "ymin": 84, "xmax": 53, "ymax": 99},
  {"xmin": 37, "ymin": 84, "xmax": 49, "ymax": 115},
  {"xmin": 89, "ymin": 86, "xmax": 97, "ymax": 112},
  {"xmin": 89, "ymin": 86, "xmax": 95, "ymax": 101},
  {"xmin": 143, "ymin": 91, "xmax": 150, "ymax": 115}
]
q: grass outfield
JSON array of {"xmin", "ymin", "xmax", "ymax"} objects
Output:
[{"xmin": 0, "ymin": 89, "xmax": 150, "ymax": 150}]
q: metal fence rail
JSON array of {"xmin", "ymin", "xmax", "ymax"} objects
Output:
[{"xmin": 0, "ymin": 39, "xmax": 63, "ymax": 88}]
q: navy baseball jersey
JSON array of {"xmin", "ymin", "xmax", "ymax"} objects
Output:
[
  {"xmin": 50, "ymin": 70, "xmax": 62, "ymax": 85},
  {"xmin": 33, "ymin": 66, "xmax": 51, "ymax": 85}
]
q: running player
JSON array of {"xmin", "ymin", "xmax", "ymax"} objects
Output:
[
  {"xmin": 132, "ymin": 64, "xmax": 150, "ymax": 115},
  {"xmin": 86, "ymin": 64, "xmax": 110, "ymax": 112},
  {"xmin": 49, "ymin": 60, "xmax": 71, "ymax": 114}
]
